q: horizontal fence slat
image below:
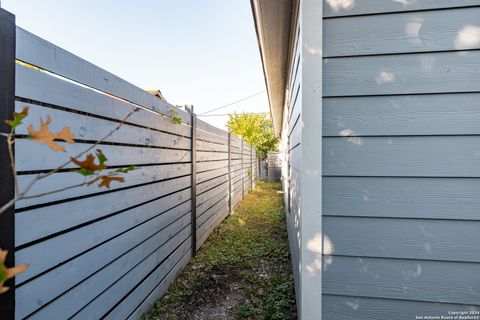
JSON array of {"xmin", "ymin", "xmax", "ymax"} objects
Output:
[
  {"xmin": 16, "ymin": 189, "xmax": 190, "ymax": 284},
  {"xmin": 196, "ymin": 139, "xmax": 228, "ymax": 152},
  {"xmin": 197, "ymin": 189, "xmax": 229, "ymax": 218},
  {"xmin": 16, "ymin": 102, "xmax": 191, "ymax": 150},
  {"xmin": 197, "ymin": 195, "xmax": 229, "ymax": 228},
  {"xmin": 323, "ymin": 256, "xmax": 480, "ymax": 304},
  {"xmin": 323, "ymin": 177, "xmax": 480, "ymax": 220},
  {"xmin": 323, "ymin": 93, "xmax": 480, "ymax": 136},
  {"xmin": 196, "ymin": 167, "xmax": 228, "ymax": 184},
  {"xmin": 197, "ymin": 151, "xmax": 228, "ymax": 162},
  {"xmin": 15, "ymin": 140, "xmax": 191, "ymax": 172},
  {"xmin": 196, "ymin": 160, "xmax": 228, "ymax": 173},
  {"xmin": 196, "ymin": 181, "xmax": 228, "ymax": 206},
  {"xmin": 16, "ymin": 176, "xmax": 190, "ymax": 247},
  {"xmin": 324, "ymin": 7, "xmax": 480, "ymax": 57},
  {"xmin": 197, "ymin": 203, "xmax": 229, "ymax": 245},
  {"xmin": 16, "ymin": 27, "xmax": 190, "ymax": 123},
  {"xmin": 196, "ymin": 119, "xmax": 228, "ymax": 138},
  {"xmin": 103, "ymin": 240, "xmax": 191, "ymax": 320},
  {"xmin": 196, "ymin": 174, "xmax": 229, "ymax": 196},
  {"xmin": 15, "ymin": 64, "xmax": 191, "ymax": 137},
  {"xmin": 325, "ymin": 216, "xmax": 480, "ymax": 262},
  {"xmin": 323, "ymin": 136, "xmax": 480, "ymax": 177},
  {"xmin": 72, "ymin": 228, "xmax": 190, "ymax": 320},
  {"xmin": 16, "ymin": 163, "xmax": 191, "ymax": 208},
  {"xmin": 196, "ymin": 129, "xmax": 228, "ymax": 145},
  {"xmin": 126, "ymin": 247, "xmax": 191, "ymax": 320},
  {"xmin": 323, "ymin": 0, "xmax": 480, "ymax": 17},
  {"xmin": 18, "ymin": 208, "xmax": 190, "ymax": 319},
  {"xmin": 323, "ymin": 51, "xmax": 480, "ymax": 96}
]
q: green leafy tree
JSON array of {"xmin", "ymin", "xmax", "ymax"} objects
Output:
[{"xmin": 227, "ymin": 113, "xmax": 278, "ymax": 160}]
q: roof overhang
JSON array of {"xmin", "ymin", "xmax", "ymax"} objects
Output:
[{"xmin": 251, "ymin": 0, "xmax": 295, "ymax": 136}]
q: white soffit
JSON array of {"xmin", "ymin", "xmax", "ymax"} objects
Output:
[{"xmin": 251, "ymin": 0, "xmax": 293, "ymax": 136}]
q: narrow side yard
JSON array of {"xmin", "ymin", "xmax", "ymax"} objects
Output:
[{"xmin": 143, "ymin": 182, "xmax": 297, "ymax": 320}]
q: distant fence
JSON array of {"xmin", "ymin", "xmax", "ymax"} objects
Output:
[
  {"xmin": 0, "ymin": 12, "xmax": 259, "ymax": 320},
  {"xmin": 267, "ymin": 151, "xmax": 281, "ymax": 182}
]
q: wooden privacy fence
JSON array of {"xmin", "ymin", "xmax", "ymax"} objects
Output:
[{"xmin": 0, "ymin": 12, "xmax": 260, "ymax": 320}]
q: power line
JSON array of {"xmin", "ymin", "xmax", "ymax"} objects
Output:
[
  {"xmin": 198, "ymin": 112, "xmax": 268, "ymax": 117},
  {"xmin": 198, "ymin": 90, "xmax": 266, "ymax": 115}
]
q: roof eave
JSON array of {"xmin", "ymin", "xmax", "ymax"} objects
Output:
[{"xmin": 250, "ymin": 0, "xmax": 294, "ymax": 137}]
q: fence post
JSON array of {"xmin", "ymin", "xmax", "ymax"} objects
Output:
[
  {"xmin": 241, "ymin": 139, "xmax": 244, "ymax": 198},
  {"xmin": 0, "ymin": 8, "xmax": 16, "ymax": 320},
  {"xmin": 250, "ymin": 146, "xmax": 253, "ymax": 190},
  {"xmin": 228, "ymin": 132, "xmax": 232, "ymax": 213},
  {"xmin": 187, "ymin": 106, "xmax": 197, "ymax": 257}
]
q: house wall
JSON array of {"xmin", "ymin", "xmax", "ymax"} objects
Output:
[
  {"xmin": 282, "ymin": 1, "xmax": 324, "ymax": 319},
  {"xmin": 282, "ymin": 1, "xmax": 480, "ymax": 318},
  {"xmin": 321, "ymin": 0, "xmax": 480, "ymax": 319},
  {"xmin": 282, "ymin": 4, "xmax": 302, "ymax": 308}
]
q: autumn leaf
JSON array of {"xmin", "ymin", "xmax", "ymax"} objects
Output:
[
  {"xmin": 71, "ymin": 150, "xmax": 107, "ymax": 176},
  {"xmin": 0, "ymin": 250, "xmax": 27, "ymax": 294},
  {"xmin": 5, "ymin": 106, "xmax": 29, "ymax": 129},
  {"xmin": 28, "ymin": 116, "xmax": 75, "ymax": 152},
  {"xmin": 86, "ymin": 173, "xmax": 125, "ymax": 188},
  {"xmin": 98, "ymin": 175, "xmax": 124, "ymax": 188}
]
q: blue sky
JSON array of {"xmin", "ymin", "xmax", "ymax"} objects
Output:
[{"xmin": 2, "ymin": 0, "xmax": 269, "ymax": 129}]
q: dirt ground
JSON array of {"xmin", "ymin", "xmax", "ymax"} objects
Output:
[{"xmin": 142, "ymin": 181, "xmax": 297, "ymax": 320}]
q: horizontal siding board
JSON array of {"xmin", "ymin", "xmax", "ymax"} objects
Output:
[
  {"xmin": 323, "ymin": 0, "xmax": 480, "ymax": 17},
  {"xmin": 289, "ymin": 144, "xmax": 301, "ymax": 172},
  {"xmin": 16, "ymin": 102, "xmax": 191, "ymax": 150},
  {"xmin": 325, "ymin": 216, "xmax": 480, "ymax": 262},
  {"xmin": 289, "ymin": 79, "xmax": 301, "ymax": 123},
  {"xmin": 289, "ymin": 114, "xmax": 301, "ymax": 149},
  {"xmin": 16, "ymin": 163, "xmax": 190, "ymax": 208},
  {"xmin": 16, "ymin": 178, "xmax": 190, "ymax": 247},
  {"xmin": 323, "ymin": 177, "xmax": 480, "ymax": 220},
  {"xmin": 16, "ymin": 185, "xmax": 190, "ymax": 283},
  {"xmin": 323, "ymin": 93, "xmax": 480, "ymax": 136},
  {"xmin": 323, "ymin": 136, "xmax": 480, "ymax": 177},
  {"xmin": 323, "ymin": 256, "xmax": 480, "ymax": 304},
  {"xmin": 324, "ymin": 7, "xmax": 480, "ymax": 57},
  {"xmin": 16, "ymin": 65, "xmax": 191, "ymax": 137},
  {"xmin": 323, "ymin": 295, "xmax": 480, "ymax": 320},
  {"xmin": 15, "ymin": 140, "xmax": 191, "ymax": 172},
  {"xmin": 23, "ymin": 214, "xmax": 190, "ymax": 319},
  {"xmin": 16, "ymin": 27, "xmax": 190, "ymax": 123},
  {"xmin": 323, "ymin": 51, "xmax": 480, "ymax": 96}
]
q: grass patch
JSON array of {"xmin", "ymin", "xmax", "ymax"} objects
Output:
[{"xmin": 142, "ymin": 181, "xmax": 297, "ymax": 320}]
